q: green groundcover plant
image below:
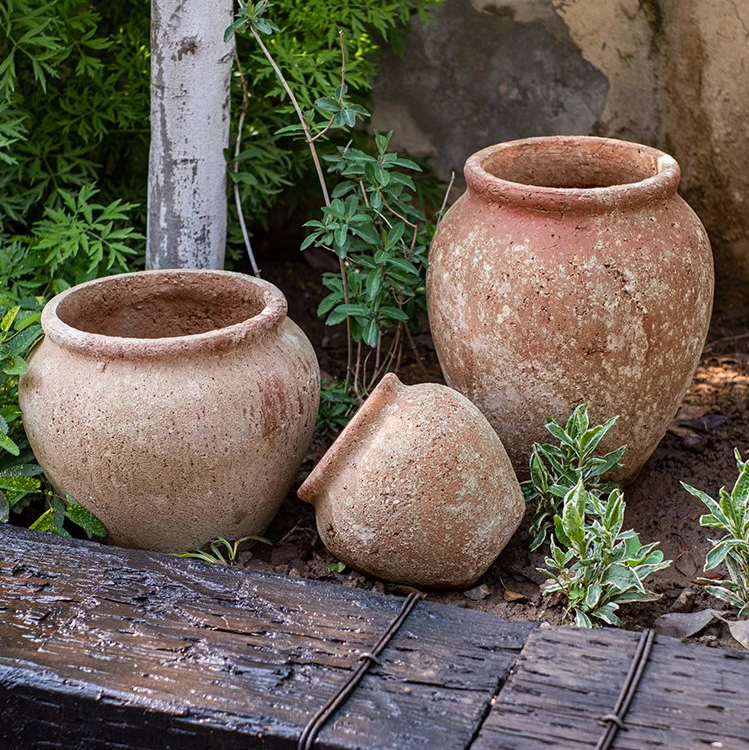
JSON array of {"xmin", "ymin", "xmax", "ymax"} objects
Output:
[
  {"xmin": 682, "ymin": 449, "xmax": 749, "ymax": 617},
  {"xmin": 541, "ymin": 479, "xmax": 670, "ymax": 627},
  {"xmin": 525, "ymin": 404, "xmax": 671, "ymax": 627},
  {"xmin": 521, "ymin": 403, "xmax": 626, "ymax": 550}
]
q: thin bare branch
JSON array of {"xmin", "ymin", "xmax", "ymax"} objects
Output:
[{"xmin": 231, "ymin": 49, "xmax": 260, "ymax": 276}]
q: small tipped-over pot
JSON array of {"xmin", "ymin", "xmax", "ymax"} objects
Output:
[{"xmin": 299, "ymin": 373, "xmax": 525, "ymax": 589}]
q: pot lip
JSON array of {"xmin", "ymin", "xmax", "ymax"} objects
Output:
[
  {"xmin": 298, "ymin": 372, "xmax": 403, "ymax": 505},
  {"xmin": 41, "ymin": 269, "xmax": 288, "ymax": 358},
  {"xmin": 464, "ymin": 135, "xmax": 680, "ymax": 213}
]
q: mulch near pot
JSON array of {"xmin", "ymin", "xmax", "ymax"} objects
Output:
[{"xmin": 249, "ymin": 259, "xmax": 749, "ymax": 650}]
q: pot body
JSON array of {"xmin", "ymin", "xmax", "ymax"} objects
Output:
[
  {"xmin": 298, "ymin": 373, "xmax": 525, "ymax": 589},
  {"xmin": 20, "ymin": 270, "xmax": 320, "ymax": 552},
  {"xmin": 427, "ymin": 136, "xmax": 714, "ymax": 481}
]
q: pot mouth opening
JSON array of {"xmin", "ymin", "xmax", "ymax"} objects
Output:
[
  {"xmin": 45, "ymin": 270, "xmax": 287, "ymax": 356},
  {"xmin": 466, "ymin": 136, "xmax": 680, "ymax": 211}
]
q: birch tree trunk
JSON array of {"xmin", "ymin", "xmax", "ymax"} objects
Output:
[{"xmin": 147, "ymin": 0, "xmax": 234, "ymax": 270}]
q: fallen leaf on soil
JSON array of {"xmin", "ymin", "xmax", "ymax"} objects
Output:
[
  {"xmin": 668, "ymin": 405, "xmax": 728, "ymax": 447},
  {"xmin": 464, "ymin": 584, "xmax": 491, "ymax": 601},
  {"xmin": 679, "ymin": 413, "xmax": 728, "ymax": 431},
  {"xmin": 674, "ymin": 536, "xmax": 698, "ymax": 578},
  {"xmin": 725, "ymin": 620, "xmax": 749, "ymax": 649},
  {"xmin": 712, "ymin": 613, "xmax": 749, "ymax": 649},
  {"xmin": 693, "ymin": 572, "xmax": 723, "ymax": 584},
  {"xmin": 502, "ymin": 589, "xmax": 527, "ymax": 602},
  {"xmin": 673, "ymin": 405, "xmax": 708, "ymax": 421},
  {"xmin": 654, "ymin": 609, "xmax": 718, "ymax": 639}
]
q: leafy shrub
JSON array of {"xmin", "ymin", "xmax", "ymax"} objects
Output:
[
  {"xmin": 304, "ymin": 133, "xmax": 431, "ymax": 383},
  {"xmin": 316, "ymin": 380, "xmax": 357, "ymax": 436},
  {"xmin": 541, "ymin": 479, "xmax": 670, "ymax": 627},
  {"xmin": 228, "ymin": 0, "xmax": 442, "ymax": 241},
  {"xmin": 230, "ymin": 2, "xmax": 441, "ymax": 410},
  {"xmin": 521, "ymin": 404, "xmax": 626, "ymax": 550},
  {"xmin": 682, "ymin": 450, "xmax": 749, "ymax": 617},
  {"xmin": 0, "ymin": 186, "xmax": 141, "ymax": 536},
  {"xmin": 1, "ymin": 0, "xmax": 151, "ymax": 236}
]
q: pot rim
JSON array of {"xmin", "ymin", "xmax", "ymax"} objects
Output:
[
  {"xmin": 41, "ymin": 269, "xmax": 288, "ymax": 358},
  {"xmin": 298, "ymin": 372, "xmax": 403, "ymax": 504},
  {"xmin": 464, "ymin": 135, "xmax": 680, "ymax": 213}
]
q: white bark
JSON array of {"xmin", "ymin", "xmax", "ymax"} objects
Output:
[{"xmin": 147, "ymin": 0, "xmax": 234, "ymax": 270}]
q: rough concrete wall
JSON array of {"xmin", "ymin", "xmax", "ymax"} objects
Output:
[
  {"xmin": 373, "ymin": 0, "xmax": 609, "ymax": 179},
  {"xmin": 373, "ymin": 0, "xmax": 749, "ymax": 318}
]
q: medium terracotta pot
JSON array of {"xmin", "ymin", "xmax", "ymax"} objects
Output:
[
  {"xmin": 427, "ymin": 136, "xmax": 714, "ymax": 481},
  {"xmin": 19, "ymin": 270, "xmax": 320, "ymax": 552},
  {"xmin": 298, "ymin": 373, "xmax": 525, "ymax": 589}
]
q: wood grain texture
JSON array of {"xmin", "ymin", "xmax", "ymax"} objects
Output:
[
  {"xmin": 473, "ymin": 625, "xmax": 749, "ymax": 750},
  {"xmin": 0, "ymin": 525, "xmax": 533, "ymax": 750}
]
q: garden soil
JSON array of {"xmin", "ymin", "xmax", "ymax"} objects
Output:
[{"xmin": 244, "ymin": 258, "xmax": 749, "ymax": 649}]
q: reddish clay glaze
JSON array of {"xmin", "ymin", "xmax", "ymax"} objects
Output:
[
  {"xmin": 19, "ymin": 270, "xmax": 320, "ymax": 552},
  {"xmin": 298, "ymin": 373, "xmax": 525, "ymax": 589},
  {"xmin": 427, "ymin": 136, "xmax": 714, "ymax": 481}
]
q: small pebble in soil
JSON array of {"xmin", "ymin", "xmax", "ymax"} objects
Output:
[
  {"xmin": 672, "ymin": 588, "xmax": 696, "ymax": 613},
  {"xmin": 697, "ymin": 634, "xmax": 720, "ymax": 647},
  {"xmin": 464, "ymin": 584, "xmax": 491, "ymax": 601}
]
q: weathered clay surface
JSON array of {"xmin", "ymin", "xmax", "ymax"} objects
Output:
[
  {"xmin": 19, "ymin": 270, "xmax": 320, "ymax": 552},
  {"xmin": 427, "ymin": 136, "xmax": 714, "ymax": 482},
  {"xmin": 298, "ymin": 373, "xmax": 525, "ymax": 589}
]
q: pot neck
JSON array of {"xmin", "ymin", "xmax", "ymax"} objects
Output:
[
  {"xmin": 464, "ymin": 136, "xmax": 681, "ymax": 215},
  {"xmin": 42, "ymin": 270, "xmax": 287, "ymax": 360}
]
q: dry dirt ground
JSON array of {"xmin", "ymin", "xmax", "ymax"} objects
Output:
[{"xmin": 246, "ymin": 259, "xmax": 749, "ymax": 648}]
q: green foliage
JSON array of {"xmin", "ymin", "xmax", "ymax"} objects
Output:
[
  {"xmin": 0, "ymin": 303, "xmax": 44, "ymax": 524},
  {"xmin": 682, "ymin": 449, "xmax": 749, "ymax": 617},
  {"xmin": 0, "ymin": 303, "xmax": 107, "ymax": 538},
  {"xmin": 3, "ymin": 185, "xmax": 143, "ymax": 302},
  {"xmin": 316, "ymin": 380, "xmax": 357, "ymax": 436},
  {"xmin": 176, "ymin": 535, "xmax": 272, "ymax": 566},
  {"xmin": 230, "ymin": 2, "xmax": 440, "ymax": 405},
  {"xmin": 541, "ymin": 479, "xmax": 670, "ymax": 627},
  {"xmin": 30, "ymin": 492, "xmax": 107, "ymax": 540},
  {"xmin": 521, "ymin": 404, "xmax": 626, "ymax": 550},
  {"xmin": 1, "ymin": 0, "xmax": 151, "ymax": 235},
  {"xmin": 305, "ymin": 132, "xmax": 430, "ymax": 350},
  {"xmin": 0, "ymin": 184, "xmax": 141, "ymax": 533},
  {"xmin": 227, "ymin": 0, "xmax": 441, "ymax": 241},
  {"xmin": 328, "ymin": 560, "xmax": 346, "ymax": 574}
]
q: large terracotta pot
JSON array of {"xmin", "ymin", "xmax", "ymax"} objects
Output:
[
  {"xmin": 427, "ymin": 136, "xmax": 714, "ymax": 481},
  {"xmin": 298, "ymin": 374, "xmax": 525, "ymax": 588},
  {"xmin": 19, "ymin": 270, "xmax": 320, "ymax": 551}
]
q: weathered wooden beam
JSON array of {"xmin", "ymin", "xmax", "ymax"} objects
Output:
[
  {"xmin": 0, "ymin": 525, "xmax": 533, "ymax": 749},
  {"xmin": 473, "ymin": 626, "xmax": 749, "ymax": 749}
]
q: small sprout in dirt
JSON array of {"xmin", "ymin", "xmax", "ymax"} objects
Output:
[
  {"xmin": 177, "ymin": 535, "xmax": 272, "ymax": 566},
  {"xmin": 682, "ymin": 449, "xmax": 749, "ymax": 618},
  {"xmin": 316, "ymin": 380, "xmax": 356, "ymax": 436},
  {"xmin": 540, "ymin": 478, "xmax": 670, "ymax": 628},
  {"xmin": 328, "ymin": 560, "xmax": 346, "ymax": 574},
  {"xmin": 521, "ymin": 403, "xmax": 626, "ymax": 550}
]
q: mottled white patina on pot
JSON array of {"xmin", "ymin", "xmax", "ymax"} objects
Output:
[
  {"xmin": 19, "ymin": 270, "xmax": 320, "ymax": 552},
  {"xmin": 428, "ymin": 136, "xmax": 714, "ymax": 481},
  {"xmin": 298, "ymin": 373, "xmax": 525, "ymax": 589}
]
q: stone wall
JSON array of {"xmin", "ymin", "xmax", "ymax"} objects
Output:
[{"xmin": 373, "ymin": 0, "xmax": 749, "ymax": 319}]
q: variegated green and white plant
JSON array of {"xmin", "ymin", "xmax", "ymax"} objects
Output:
[
  {"xmin": 682, "ymin": 450, "xmax": 749, "ymax": 618},
  {"xmin": 521, "ymin": 403, "xmax": 626, "ymax": 550},
  {"xmin": 541, "ymin": 478, "xmax": 670, "ymax": 628}
]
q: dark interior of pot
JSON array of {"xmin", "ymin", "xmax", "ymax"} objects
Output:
[
  {"xmin": 482, "ymin": 140, "xmax": 661, "ymax": 189},
  {"xmin": 56, "ymin": 272, "xmax": 267, "ymax": 339}
]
